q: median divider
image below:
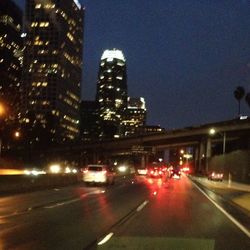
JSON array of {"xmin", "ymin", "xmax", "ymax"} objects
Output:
[
  {"xmin": 0, "ymin": 171, "xmax": 137, "ymax": 196},
  {"xmin": 0, "ymin": 174, "xmax": 81, "ymax": 196}
]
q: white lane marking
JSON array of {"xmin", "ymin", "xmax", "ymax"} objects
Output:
[
  {"xmin": 136, "ymin": 200, "xmax": 149, "ymax": 212},
  {"xmin": 192, "ymin": 181, "xmax": 250, "ymax": 238},
  {"xmin": 97, "ymin": 232, "xmax": 114, "ymax": 245},
  {"xmin": 45, "ymin": 197, "xmax": 84, "ymax": 209},
  {"xmin": 45, "ymin": 190, "xmax": 105, "ymax": 209}
]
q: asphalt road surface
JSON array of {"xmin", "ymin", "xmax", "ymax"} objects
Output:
[{"xmin": 0, "ymin": 175, "xmax": 249, "ymax": 250}]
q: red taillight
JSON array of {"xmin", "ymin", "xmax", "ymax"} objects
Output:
[
  {"xmin": 159, "ymin": 171, "xmax": 162, "ymax": 174},
  {"xmin": 151, "ymin": 170, "xmax": 154, "ymax": 174}
]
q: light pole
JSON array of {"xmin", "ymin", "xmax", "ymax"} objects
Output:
[
  {"xmin": 209, "ymin": 128, "xmax": 226, "ymax": 155},
  {"xmin": 222, "ymin": 132, "xmax": 226, "ymax": 155}
]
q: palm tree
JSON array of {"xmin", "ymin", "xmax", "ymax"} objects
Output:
[
  {"xmin": 234, "ymin": 86, "xmax": 245, "ymax": 116},
  {"xmin": 246, "ymin": 92, "xmax": 250, "ymax": 108}
]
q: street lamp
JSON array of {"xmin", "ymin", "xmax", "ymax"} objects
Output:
[
  {"xmin": 209, "ymin": 128, "xmax": 216, "ymax": 135},
  {"xmin": 14, "ymin": 131, "xmax": 20, "ymax": 138},
  {"xmin": 209, "ymin": 128, "xmax": 226, "ymax": 154}
]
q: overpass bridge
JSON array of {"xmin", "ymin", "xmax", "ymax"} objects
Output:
[{"xmin": 66, "ymin": 117, "xmax": 250, "ymax": 171}]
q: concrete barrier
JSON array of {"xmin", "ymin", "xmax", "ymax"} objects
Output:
[
  {"xmin": 0, "ymin": 174, "xmax": 81, "ymax": 196},
  {"xmin": 208, "ymin": 150, "xmax": 250, "ymax": 184}
]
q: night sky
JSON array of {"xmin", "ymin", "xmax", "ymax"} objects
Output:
[{"xmin": 14, "ymin": 0, "xmax": 250, "ymax": 129}]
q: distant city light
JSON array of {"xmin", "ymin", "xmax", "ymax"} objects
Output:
[
  {"xmin": 21, "ymin": 33, "xmax": 27, "ymax": 38},
  {"xmin": 0, "ymin": 103, "xmax": 6, "ymax": 116},
  {"xmin": 72, "ymin": 169, "xmax": 77, "ymax": 174},
  {"xmin": 0, "ymin": 169, "xmax": 24, "ymax": 175},
  {"xmin": 24, "ymin": 169, "xmax": 46, "ymax": 176},
  {"xmin": 183, "ymin": 154, "xmax": 192, "ymax": 159},
  {"xmin": 65, "ymin": 167, "xmax": 71, "ymax": 173},
  {"xmin": 49, "ymin": 164, "xmax": 61, "ymax": 174},
  {"xmin": 118, "ymin": 165, "xmax": 127, "ymax": 172}
]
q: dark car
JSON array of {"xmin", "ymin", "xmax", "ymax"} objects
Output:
[
  {"xmin": 208, "ymin": 171, "xmax": 223, "ymax": 181},
  {"xmin": 170, "ymin": 166, "xmax": 181, "ymax": 179},
  {"xmin": 147, "ymin": 167, "xmax": 164, "ymax": 178}
]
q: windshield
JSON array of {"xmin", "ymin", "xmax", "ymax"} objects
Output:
[{"xmin": 88, "ymin": 166, "xmax": 103, "ymax": 172}]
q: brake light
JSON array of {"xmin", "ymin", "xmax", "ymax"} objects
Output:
[
  {"xmin": 159, "ymin": 171, "xmax": 162, "ymax": 174},
  {"xmin": 151, "ymin": 170, "xmax": 154, "ymax": 174}
]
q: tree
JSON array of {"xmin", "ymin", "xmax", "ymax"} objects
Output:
[
  {"xmin": 234, "ymin": 86, "xmax": 245, "ymax": 116},
  {"xmin": 246, "ymin": 92, "xmax": 250, "ymax": 108}
]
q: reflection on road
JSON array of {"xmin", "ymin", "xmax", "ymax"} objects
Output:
[
  {"xmin": 0, "ymin": 174, "xmax": 249, "ymax": 250},
  {"xmin": 95, "ymin": 175, "xmax": 250, "ymax": 250}
]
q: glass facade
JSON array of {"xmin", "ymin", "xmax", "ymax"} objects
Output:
[
  {"xmin": 0, "ymin": 0, "xmax": 23, "ymax": 121},
  {"xmin": 96, "ymin": 49, "xmax": 128, "ymax": 139},
  {"xmin": 80, "ymin": 100, "xmax": 100, "ymax": 142},
  {"xmin": 22, "ymin": 0, "xmax": 84, "ymax": 144},
  {"xmin": 122, "ymin": 97, "xmax": 147, "ymax": 136}
]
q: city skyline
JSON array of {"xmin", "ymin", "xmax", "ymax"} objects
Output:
[{"xmin": 14, "ymin": 0, "xmax": 250, "ymax": 129}]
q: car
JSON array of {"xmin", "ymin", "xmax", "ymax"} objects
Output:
[
  {"xmin": 137, "ymin": 168, "xmax": 148, "ymax": 175},
  {"xmin": 170, "ymin": 166, "xmax": 181, "ymax": 179},
  {"xmin": 82, "ymin": 164, "xmax": 115, "ymax": 185},
  {"xmin": 208, "ymin": 171, "xmax": 223, "ymax": 181},
  {"xmin": 147, "ymin": 167, "xmax": 164, "ymax": 178}
]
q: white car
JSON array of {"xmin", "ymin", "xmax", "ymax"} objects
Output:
[{"xmin": 82, "ymin": 165, "xmax": 115, "ymax": 185}]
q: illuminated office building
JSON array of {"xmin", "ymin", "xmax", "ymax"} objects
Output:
[
  {"xmin": 122, "ymin": 97, "xmax": 147, "ymax": 136},
  {"xmin": 80, "ymin": 100, "xmax": 100, "ymax": 142},
  {"xmin": 0, "ymin": 0, "xmax": 23, "ymax": 121},
  {"xmin": 96, "ymin": 49, "xmax": 128, "ymax": 139},
  {"xmin": 22, "ymin": 0, "xmax": 84, "ymax": 144}
]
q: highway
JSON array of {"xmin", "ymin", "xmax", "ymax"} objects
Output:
[{"xmin": 0, "ymin": 175, "xmax": 249, "ymax": 250}]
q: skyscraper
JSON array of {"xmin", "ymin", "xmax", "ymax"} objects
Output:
[
  {"xmin": 96, "ymin": 49, "xmax": 128, "ymax": 139},
  {"xmin": 122, "ymin": 97, "xmax": 147, "ymax": 136},
  {"xmin": 0, "ymin": 0, "xmax": 23, "ymax": 121},
  {"xmin": 22, "ymin": 0, "xmax": 84, "ymax": 146},
  {"xmin": 80, "ymin": 100, "xmax": 100, "ymax": 142}
]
